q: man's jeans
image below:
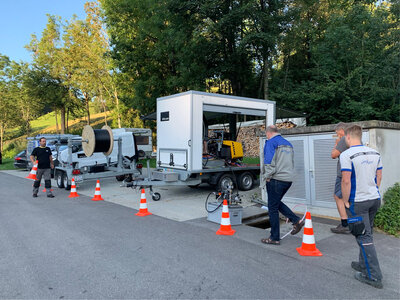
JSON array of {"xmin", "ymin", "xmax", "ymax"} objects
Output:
[{"xmin": 267, "ymin": 179, "xmax": 299, "ymax": 241}]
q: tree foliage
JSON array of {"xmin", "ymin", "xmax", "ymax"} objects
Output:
[{"xmin": 101, "ymin": 0, "xmax": 399, "ymax": 124}]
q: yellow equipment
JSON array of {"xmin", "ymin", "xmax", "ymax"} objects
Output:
[{"xmin": 222, "ymin": 141, "xmax": 244, "ymax": 160}]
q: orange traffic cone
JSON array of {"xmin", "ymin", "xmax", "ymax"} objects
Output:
[
  {"xmin": 26, "ymin": 161, "xmax": 38, "ymax": 180},
  {"xmin": 135, "ymin": 189, "xmax": 152, "ymax": 216},
  {"xmin": 91, "ymin": 180, "xmax": 104, "ymax": 201},
  {"xmin": 216, "ymin": 199, "xmax": 236, "ymax": 236},
  {"xmin": 296, "ymin": 212, "xmax": 323, "ymax": 256},
  {"xmin": 68, "ymin": 178, "xmax": 79, "ymax": 198}
]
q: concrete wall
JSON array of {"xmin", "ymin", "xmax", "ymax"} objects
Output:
[{"xmin": 368, "ymin": 128, "xmax": 400, "ymax": 194}]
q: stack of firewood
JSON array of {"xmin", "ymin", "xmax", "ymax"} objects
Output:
[{"xmin": 276, "ymin": 121, "xmax": 296, "ymax": 129}]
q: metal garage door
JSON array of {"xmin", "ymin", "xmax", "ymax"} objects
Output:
[{"xmin": 260, "ymin": 132, "xmax": 369, "ymax": 208}]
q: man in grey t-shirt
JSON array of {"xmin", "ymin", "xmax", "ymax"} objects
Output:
[{"xmin": 330, "ymin": 122, "xmax": 350, "ymax": 233}]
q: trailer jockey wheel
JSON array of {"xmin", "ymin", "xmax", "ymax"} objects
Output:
[{"xmin": 152, "ymin": 192, "xmax": 161, "ymax": 201}]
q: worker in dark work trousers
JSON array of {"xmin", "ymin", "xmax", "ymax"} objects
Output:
[
  {"xmin": 331, "ymin": 122, "xmax": 351, "ymax": 234},
  {"xmin": 30, "ymin": 137, "xmax": 55, "ymax": 198},
  {"xmin": 341, "ymin": 125, "xmax": 383, "ymax": 289},
  {"xmin": 261, "ymin": 125, "xmax": 304, "ymax": 245}
]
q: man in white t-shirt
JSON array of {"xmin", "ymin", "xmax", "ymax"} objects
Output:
[{"xmin": 340, "ymin": 125, "xmax": 383, "ymax": 289}]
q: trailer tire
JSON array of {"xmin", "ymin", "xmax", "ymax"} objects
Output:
[
  {"xmin": 237, "ymin": 172, "xmax": 254, "ymax": 191},
  {"xmin": 217, "ymin": 174, "xmax": 235, "ymax": 192},
  {"xmin": 152, "ymin": 192, "xmax": 161, "ymax": 201},
  {"xmin": 56, "ymin": 171, "xmax": 65, "ymax": 188},
  {"xmin": 63, "ymin": 173, "xmax": 71, "ymax": 190}
]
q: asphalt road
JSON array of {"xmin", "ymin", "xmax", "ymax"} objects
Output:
[{"xmin": 0, "ymin": 172, "xmax": 399, "ymax": 299}]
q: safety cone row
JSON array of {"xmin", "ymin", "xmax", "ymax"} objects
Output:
[
  {"xmin": 68, "ymin": 177, "xmax": 79, "ymax": 198},
  {"xmin": 135, "ymin": 189, "xmax": 152, "ymax": 216},
  {"xmin": 216, "ymin": 199, "xmax": 235, "ymax": 236},
  {"xmin": 26, "ymin": 161, "xmax": 38, "ymax": 180},
  {"xmin": 296, "ymin": 212, "xmax": 323, "ymax": 256},
  {"xmin": 91, "ymin": 180, "xmax": 104, "ymax": 201}
]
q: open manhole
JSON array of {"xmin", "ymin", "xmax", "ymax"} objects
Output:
[{"xmin": 243, "ymin": 213, "xmax": 271, "ymax": 229}]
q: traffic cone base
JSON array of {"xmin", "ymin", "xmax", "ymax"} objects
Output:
[
  {"xmin": 135, "ymin": 189, "xmax": 152, "ymax": 217},
  {"xmin": 92, "ymin": 180, "xmax": 104, "ymax": 201},
  {"xmin": 296, "ymin": 247, "xmax": 323, "ymax": 256},
  {"xmin": 69, "ymin": 178, "xmax": 79, "ymax": 198},
  {"xmin": 216, "ymin": 200, "xmax": 235, "ymax": 236},
  {"xmin": 296, "ymin": 212, "xmax": 323, "ymax": 256}
]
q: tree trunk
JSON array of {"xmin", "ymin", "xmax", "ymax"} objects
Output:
[
  {"xmin": 84, "ymin": 93, "xmax": 91, "ymax": 125},
  {"xmin": 114, "ymin": 89, "xmax": 122, "ymax": 128},
  {"xmin": 66, "ymin": 108, "xmax": 69, "ymax": 133},
  {"xmin": 263, "ymin": 54, "xmax": 269, "ymax": 100},
  {"xmin": 0, "ymin": 124, "xmax": 4, "ymax": 153},
  {"xmin": 60, "ymin": 106, "xmax": 66, "ymax": 134},
  {"xmin": 54, "ymin": 108, "xmax": 59, "ymax": 134}
]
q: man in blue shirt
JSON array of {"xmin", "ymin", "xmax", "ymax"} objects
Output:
[{"xmin": 261, "ymin": 125, "xmax": 304, "ymax": 245}]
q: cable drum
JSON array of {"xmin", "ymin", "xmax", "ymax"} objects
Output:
[{"xmin": 82, "ymin": 125, "xmax": 114, "ymax": 156}]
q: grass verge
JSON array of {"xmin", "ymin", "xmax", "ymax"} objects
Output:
[{"xmin": 0, "ymin": 158, "xmax": 15, "ymax": 171}]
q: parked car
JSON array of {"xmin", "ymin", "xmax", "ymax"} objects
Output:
[{"xmin": 14, "ymin": 150, "xmax": 29, "ymax": 169}]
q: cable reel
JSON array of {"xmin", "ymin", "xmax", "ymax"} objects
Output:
[{"xmin": 81, "ymin": 125, "xmax": 114, "ymax": 157}]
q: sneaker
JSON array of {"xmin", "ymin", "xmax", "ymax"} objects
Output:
[
  {"xmin": 330, "ymin": 224, "xmax": 351, "ymax": 234},
  {"xmin": 291, "ymin": 219, "xmax": 305, "ymax": 235},
  {"xmin": 354, "ymin": 272, "xmax": 383, "ymax": 289},
  {"xmin": 47, "ymin": 194, "xmax": 55, "ymax": 198},
  {"xmin": 33, "ymin": 194, "xmax": 38, "ymax": 198},
  {"xmin": 351, "ymin": 261, "xmax": 365, "ymax": 272}
]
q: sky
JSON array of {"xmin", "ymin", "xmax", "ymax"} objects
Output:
[{"xmin": 0, "ymin": 0, "xmax": 88, "ymax": 63}]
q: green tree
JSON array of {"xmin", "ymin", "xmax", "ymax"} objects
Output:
[
  {"xmin": 26, "ymin": 15, "xmax": 71, "ymax": 133},
  {"xmin": 0, "ymin": 55, "xmax": 19, "ymax": 152}
]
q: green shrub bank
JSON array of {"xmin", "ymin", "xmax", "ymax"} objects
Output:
[{"xmin": 375, "ymin": 183, "xmax": 400, "ymax": 237}]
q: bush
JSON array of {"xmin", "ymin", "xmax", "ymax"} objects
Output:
[{"xmin": 375, "ymin": 183, "xmax": 400, "ymax": 237}]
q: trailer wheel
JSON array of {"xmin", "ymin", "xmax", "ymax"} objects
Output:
[
  {"xmin": 237, "ymin": 172, "xmax": 254, "ymax": 191},
  {"xmin": 152, "ymin": 192, "xmax": 161, "ymax": 201},
  {"xmin": 63, "ymin": 173, "xmax": 71, "ymax": 190},
  {"xmin": 56, "ymin": 171, "xmax": 65, "ymax": 188},
  {"xmin": 217, "ymin": 174, "xmax": 235, "ymax": 192}
]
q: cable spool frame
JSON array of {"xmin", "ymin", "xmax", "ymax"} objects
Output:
[{"xmin": 82, "ymin": 125, "xmax": 114, "ymax": 157}]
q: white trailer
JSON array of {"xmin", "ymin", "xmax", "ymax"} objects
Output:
[
  {"xmin": 129, "ymin": 91, "xmax": 275, "ymax": 200},
  {"xmin": 54, "ymin": 127, "xmax": 151, "ymax": 189}
]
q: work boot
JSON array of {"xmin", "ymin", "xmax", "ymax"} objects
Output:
[
  {"xmin": 331, "ymin": 224, "xmax": 350, "ymax": 234},
  {"xmin": 354, "ymin": 272, "xmax": 383, "ymax": 289},
  {"xmin": 351, "ymin": 261, "xmax": 365, "ymax": 272},
  {"xmin": 33, "ymin": 194, "xmax": 38, "ymax": 198},
  {"xmin": 47, "ymin": 194, "xmax": 55, "ymax": 198}
]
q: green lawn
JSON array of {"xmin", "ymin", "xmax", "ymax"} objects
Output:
[
  {"xmin": 243, "ymin": 157, "xmax": 260, "ymax": 165},
  {"xmin": 0, "ymin": 158, "xmax": 15, "ymax": 170}
]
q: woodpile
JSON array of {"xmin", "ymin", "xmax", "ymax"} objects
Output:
[{"xmin": 209, "ymin": 121, "xmax": 297, "ymax": 157}]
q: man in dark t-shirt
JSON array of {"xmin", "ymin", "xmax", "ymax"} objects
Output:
[
  {"xmin": 330, "ymin": 123, "xmax": 350, "ymax": 233},
  {"xmin": 30, "ymin": 137, "xmax": 54, "ymax": 198}
]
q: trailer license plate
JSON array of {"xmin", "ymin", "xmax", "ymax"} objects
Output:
[{"xmin": 75, "ymin": 175, "xmax": 83, "ymax": 182}]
